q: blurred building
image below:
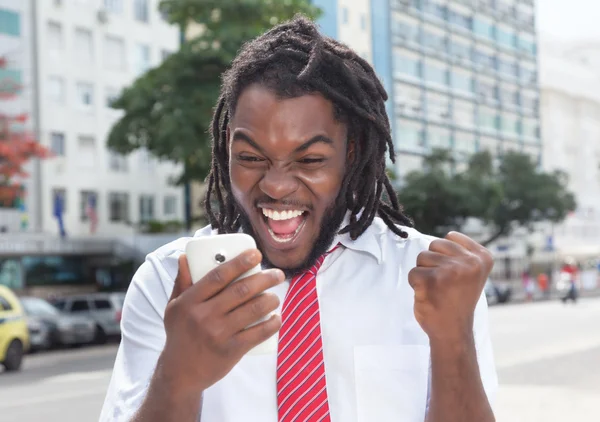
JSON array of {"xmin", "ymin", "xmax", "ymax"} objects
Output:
[
  {"xmin": 0, "ymin": 0, "xmax": 184, "ymax": 237},
  {"xmin": 315, "ymin": 0, "xmax": 541, "ymax": 178},
  {"xmin": 538, "ymin": 39, "xmax": 600, "ymax": 258}
]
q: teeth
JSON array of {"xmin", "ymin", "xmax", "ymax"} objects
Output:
[{"xmin": 261, "ymin": 208, "xmax": 304, "ymax": 221}]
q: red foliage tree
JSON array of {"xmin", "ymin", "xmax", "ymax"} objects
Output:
[{"xmin": 0, "ymin": 55, "xmax": 51, "ymax": 206}]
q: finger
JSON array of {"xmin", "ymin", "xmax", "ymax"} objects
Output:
[
  {"xmin": 429, "ymin": 238, "xmax": 466, "ymax": 257},
  {"xmin": 416, "ymin": 251, "xmax": 447, "ymax": 268},
  {"xmin": 170, "ymin": 254, "xmax": 193, "ymax": 302},
  {"xmin": 190, "ymin": 249, "xmax": 263, "ymax": 303},
  {"xmin": 234, "ymin": 314, "xmax": 282, "ymax": 353},
  {"xmin": 225, "ymin": 292, "xmax": 280, "ymax": 334},
  {"xmin": 407, "ymin": 267, "xmax": 431, "ymax": 301},
  {"xmin": 445, "ymin": 231, "xmax": 483, "ymax": 253},
  {"xmin": 213, "ymin": 269, "xmax": 285, "ymax": 313}
]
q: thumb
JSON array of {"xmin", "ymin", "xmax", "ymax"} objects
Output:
[{"xmin": 170, "ymin": 254, "xmax": 193, "ymax": 302}]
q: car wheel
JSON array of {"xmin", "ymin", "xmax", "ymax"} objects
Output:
[
  {"xmin": 94, "ymin": 325, "xmax": 107, "ymax": 344},
  {"xmin": 3, "ymin": 340, "xmax": 24, "ymax": 371}
]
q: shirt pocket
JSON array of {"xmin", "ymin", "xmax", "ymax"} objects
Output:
[{"xmin": 354, "ymin": 345, "xmax": 429, "ymax": 422}]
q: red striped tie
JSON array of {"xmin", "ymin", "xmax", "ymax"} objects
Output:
[{"xmin": 276, "ymin": 247, "xmax": 339, "ymax": 422}]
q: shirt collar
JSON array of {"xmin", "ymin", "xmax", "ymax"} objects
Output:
[{"xmin": 331, "ymin": 212, "xmax": 385, "ymax": 264}]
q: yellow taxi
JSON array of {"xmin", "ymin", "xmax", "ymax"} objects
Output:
[{"xmin": 0, "ymin": 285, "xmax": 29, "ymax": 371}]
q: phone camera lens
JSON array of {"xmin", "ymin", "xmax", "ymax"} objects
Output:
[{"xmin": 215, "ymin": 253, "xmax": 226, "ymax": 264}]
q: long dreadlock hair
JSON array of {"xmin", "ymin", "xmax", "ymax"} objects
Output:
[{"xmin": 205, "ymin": 15, "xmax": 412, "ymax": 240}]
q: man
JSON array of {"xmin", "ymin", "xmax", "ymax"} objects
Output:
[{"xmin": 100, "ymin": 16, "xmax": 497, "ymax": 422}]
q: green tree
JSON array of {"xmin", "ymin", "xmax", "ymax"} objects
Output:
[
  {"xmin": 107, "ymin": 0, "xmax": 321, "ymax": 184},
  {"xmin": 397, "ymin": 149, "xmax": 576, "ymax": 245}
]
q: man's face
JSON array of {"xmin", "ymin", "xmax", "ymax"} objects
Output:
[{"xmin": 228, "ymin": 85, "xmax": 350, "ymax": 273}]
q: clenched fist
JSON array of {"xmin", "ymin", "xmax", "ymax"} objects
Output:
[{"xmin": 408, "ymin": 232, "xmax": 494, "ymax": 344}]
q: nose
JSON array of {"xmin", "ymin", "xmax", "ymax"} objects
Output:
[{"xmin": 258, "ymin": 166, "xmax": 299, "ymax": 200}]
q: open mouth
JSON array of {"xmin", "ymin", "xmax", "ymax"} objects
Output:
[{"xmin": 259, "ymin": 207, "xmax": 308, "ymax": 245}]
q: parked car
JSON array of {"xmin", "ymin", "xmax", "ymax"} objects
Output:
[
  {"xmin": 0, "ymin": 286, "xmax": 30, "ymax": 371},
  {"xmin": 52, "ymin": 293, "xmax": 125, "ymax": 343},
  {"xmin": 19, "ymin": 297, "xmax": 96, "ymax": 349},
  {"xmin": 485, "ymin": 280, "xmax": 512, "ymax": 305}
]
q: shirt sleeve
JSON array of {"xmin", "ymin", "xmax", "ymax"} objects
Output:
[
  {"xmin": 99, "ymin": 250, "xmax": 179, "ymax": 422},
  {"xmin": 473, "ymin": 290, "xmax": 499, "ymax": 408}
]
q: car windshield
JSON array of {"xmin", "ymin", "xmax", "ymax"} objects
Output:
[{"xmin": 21, "ymin": 297, "xmax": 60, "ymax": 317}]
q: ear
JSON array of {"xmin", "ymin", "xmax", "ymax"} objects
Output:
[{"xmin": 347, "ymin": 139, "xmax": 355, "ymax": 164}]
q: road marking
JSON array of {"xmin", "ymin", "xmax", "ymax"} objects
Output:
[
  {"xmin": 40, "ymin": 369, "xmax": 113, "ymax": 384},
  {"xmin": 0, "ymin": 388, "xmax": 108, "ymax": 410}
]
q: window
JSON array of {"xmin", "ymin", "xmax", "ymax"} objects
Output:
[
  {"xmin": 74, "ymin": 28, "xmax": 93, "ymax": 64},
  {"xmin": 47, "ymin": 22, "xmax": 63, "ymax": 58},
  {"xmin": 109, "ymin": 192, "xmax": 129, "ymax": 222},
  {"xmin": 422, "ymin": 1, "xmax": 447, "ymax": 20},
  {"xmin": 454, "ymin": 132, "xmax": 476, "ymax": 155},
  {"xmin": 70, "ymin": 300, "xmax": 90, "ymax": 312},
  {"xmin": 48, "ymin": 76, "xmax": 65, "ymax": 104},
  {"xmin": 473, "ymin": 18, "xmax": 495, "ymax": 41},
  {"xmin": 497, "ymin": 27, "xmax": 515, "ymax": 49},
  {"xmin": 423, "ymin": 61, "xmax": 448, "ymax": 86},
  {"xmin": 51, "ymin": 132, "xmax": 65, "ymax": 156},
  {"xmin": 422, "ymin": 29, "xmax": 446, "ymax": 51},
  {"xmin": 477, "ymin": 108, "xmax": 498, "ymax": 131},
  {"xmin": 501, "ymin": 114, "xmax": 519, "ymax": 136},
  {"xmin": 361, "ymin": 14, "xmax": 367, "ymax": 31},
  {"xmin": 448, "ymin": 39, "xmax": 470, "ymax": 60},
  {"xmin": 22, "ymin": 256, "xmax": 89, "ymax": 287},
  {"xmin": 453, "ymin": 100, "xmax": 475, "ymax": 128},
  {"xmin": 391, "ymin": 20, "xmax": 419, "ymax": 44},
  {"xmin": 393, "ymin": 52, "xmax": 421, "ymax": 79},
  {"xmin": 426, "ymin": 129, "xmax": 451, "ymax": 151},
  {"xmin": 138, "ymin": 148, "xmax": 155, "ymax": 171},
  {"xmin": 109, "ymin": 151, "xmax": 128, "ymax": 172},
  {"xmin": 473, "ymin": 48, "xmax": 496, "ymax": 69},
  {"xmin": 52, "ymin": 188, "xmax": 67, "ymax": 213},
  {"xmin": 0, "ymin": 259, "xmax": 23, "ymax": 290},
  {"xmin": 523, "ymin": 119, "xmax": 538, "ymax": 139},
  {"xmin": 342, "ymin": 7, "xmax": 349, "ymax": 24},
  {"xmin": 0, "ymin": 8, "xmax": 20, "ymax": 37},
  {"xmin": 105, "ymin": 87, "xmax": 120, "ymax": 108},
  {"xmin": 164, "ymin": 196, "xmax": 177, "ymax": 216},
  {"xmin": 425, "ymin": 91, "xmax": 449, "ymax": 122},
  {"xmin": 76, "ymin": 82, "xmax": 94, "ymax": 108},
  {"xmin": 0, "ymin": 295, "xmax": 12, "ymax": 311},
  {"xmin": 451, "ymin": 71, "xmax": 473, "ymax": 93},
  {"xmin": 80, "ymin": 191, "xmax": 98, "ymax": 221},
  {"xmin": 475, "ymin": 79, "xmax": 496, "ymax": 100},
  {"xmin": 520, "ymin": 66, "xmax": 536, "ymax": 85},
  {"xmin": 396, "ymin": 124, "xmax": 425, "ymax": 151},
  {"xmin": 518, "ymin": 36, "xmax": 536, "ymax": 55},
  {"xmin": 93, "ymin": 299, "xmax": 112, "ymax": 310},
  {"xmin": 448, "ymin": 10, "xmax": 471, "ymax": 30},
  {"xmin": 104, "ymin": 0, "xmax": 123, "ymax": 14},
  {"xmin": 104, "ymin": 36, "xmax": 125, "ymax": 70},
  {"xmin": 161, "ymin": 49, "xmax": 172, "ymax": 61},
  {"xmin": 498, "ymin": 58, "xmax": 518, "ymax": 78},
  {"xmin": 134, "ymin": 0, "xmax": 149, "ymax": 22},
  {"xmin": 139, "ymin": 195, "xmax": 155, "ymax": 223},
  {"xmin": 134, "ymin": 43, "xmax": 151, "ymax": 76},
  {"xmin": 77, "ymin": 136, "xmax": 96, "ymax": 168}
]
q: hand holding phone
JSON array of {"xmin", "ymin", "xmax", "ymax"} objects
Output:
[{"xmin": 160, "ymin": 237, "xmax": 284, "ymax": 395}]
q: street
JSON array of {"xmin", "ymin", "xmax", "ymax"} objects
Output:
[{"xmin": 1, "ymin": 298, "xmax": 599, "ymax": 422}]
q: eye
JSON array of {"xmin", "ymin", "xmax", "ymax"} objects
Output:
[
  {"xmin": 238, "ymin": 154, "xmax": 265, "ymax": 163},
  {"xmin": 298, "ymin": 157, "xmax": 326, "ymax": 165}
]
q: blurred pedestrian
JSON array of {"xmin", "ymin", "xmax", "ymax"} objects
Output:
[
  {"xmin": 537, "ymin": 272, "xmax": 549, "ymax": 299},
  {"xmin": 560, "ymin": 258, "xmax": 579, "ymax": 304},
  {"xmin": 523, "ymin": 269, "xmax": 535, "ymax": 301}
]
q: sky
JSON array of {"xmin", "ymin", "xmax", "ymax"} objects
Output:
[{"xmin": 537, "ymin": 0, "xmax": 600, "ymax": 41}]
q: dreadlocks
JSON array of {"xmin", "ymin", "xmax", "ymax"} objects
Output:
[{"xmin": 205, "ymin": 14, "xmax": 412, "ymax": 240}]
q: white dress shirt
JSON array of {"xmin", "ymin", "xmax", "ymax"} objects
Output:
[{"xmin": 100, "ymin": 217, "xmax": 498, "ymax": 422}]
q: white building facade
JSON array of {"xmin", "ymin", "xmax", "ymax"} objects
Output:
[
  {"xmin": 1, "ymin": 0, "xmax": 184, "ymax": 237},
  {"xmin": 538, "ymin": 40, "xmax": 600, "ymax": 257}
]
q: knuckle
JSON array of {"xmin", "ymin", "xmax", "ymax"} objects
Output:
[
  {"xmin": 233, "ymin": 281, "xmax": 250, "ymax": 300},
  {"xmin": 211, "ymin": 267, "xmax": 226, "ymax": 286},
  {"xmin": 251, "ymin": 297, "xmax": 266, "ymax": 317}
]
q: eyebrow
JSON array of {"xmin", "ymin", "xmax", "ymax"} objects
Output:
[{"xmin": 232, "ymin": 131, "xmax": 334, "ymax": 153}]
